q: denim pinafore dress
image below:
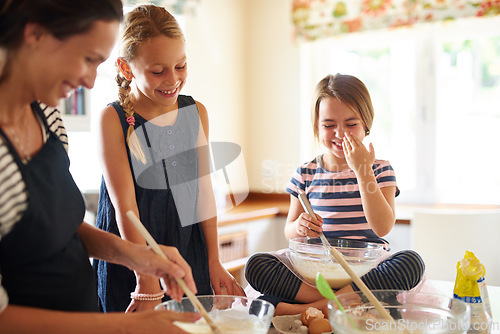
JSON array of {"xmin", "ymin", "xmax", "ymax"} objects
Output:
[{"xmin": 94, "ymin": 95, "xmax": 212, "ymax": 312}]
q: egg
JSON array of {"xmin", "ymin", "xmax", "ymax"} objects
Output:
[
  {"xmin": 308, "ymin": 317, "xmax": 332, "ymax": 334},
  {"xmin": 300, "ymin": 306, "xmax": 324, "ymax": 326}
]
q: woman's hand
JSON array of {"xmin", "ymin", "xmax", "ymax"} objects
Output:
[
  {"xmin": 0, "ymin": 304, "xmax": 200, "ymax": 334},
  {"xmin": 126, "ymin": 298, "xmax": 163, "ymax": 313},
  {"xmin": 343, "ymin": 132, "xmax": 375, "ymax": 176},
  {"xmin": 295, "ymin": 212, "xmax": 324, "ymax": 237},
  {"xmin": 125, "ymin": 274, "xmax": 165, "ymax": 313},
  {"xmin": 123, "ymin": 244, "xmax": 197, "ymax": 302},
  {"xmin": 209, "ymin": 262, "xmax": 246, "ymax": 296},
  {"xmin": 123, "ymin": 309, "xmax": 200, "ymax": 334}
]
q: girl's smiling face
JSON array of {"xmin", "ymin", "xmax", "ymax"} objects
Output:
[
  {"xmin": 318, "ymin": 96, "xmax": 366, "ymax": 159},
  {"xmin": 129, "ymin": 35, "xmax": 187, "ymax": 108}
]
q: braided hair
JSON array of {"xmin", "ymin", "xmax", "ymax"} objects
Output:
[{"xmin": 116, "ymin": 4, "xmax": 184, "ymax": 164}]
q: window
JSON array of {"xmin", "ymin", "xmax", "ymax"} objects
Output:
[{"xmin": 300, "ymin": 16, "xmax": 500, "ymax": 205}]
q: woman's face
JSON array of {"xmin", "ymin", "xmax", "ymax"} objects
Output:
[
  {"xmin": 128, "ymin": 35, "xmax": 187, "ymax": 108},
  {"xmin": 28, "ymin": 20, "xmax": 119, "ymax": 107},
  {"xmin": 318, "ymin": 96, "xmax": 366, "ymax": 159}
]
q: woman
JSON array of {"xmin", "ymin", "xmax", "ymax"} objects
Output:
[{"xmin": 0, "ymin": 1, "xmax": 197, "ymax": 332}]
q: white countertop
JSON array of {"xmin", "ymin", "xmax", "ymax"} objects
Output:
[
  {"xmin": 430, "ymin": 279, "xmax": 500, "ymax": 332},
  {"xmin": 267, "ymin": 279, "xmax": 500, "ymax": 333}
]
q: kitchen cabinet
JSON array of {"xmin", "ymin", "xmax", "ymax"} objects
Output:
[
  {"xmin": 413, "ymin": 209, "xmax": 500, "ymax": 285},
  {"xmin": 218, "ymin": 215, "xmax": 288, "ymax": 287}
]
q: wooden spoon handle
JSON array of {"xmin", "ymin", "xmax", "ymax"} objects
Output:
[
  {"xmin": 126, "ymin": 211, "xmax": 221, "ymax": 333},
  {"xmin": 296, "ymin": 190, "xmax": 394, "ymax": 321}
]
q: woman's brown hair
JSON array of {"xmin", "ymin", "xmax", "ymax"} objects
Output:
[{"xmin": 0, "ymin": 0, "xmax": 123, "ymax": 83}]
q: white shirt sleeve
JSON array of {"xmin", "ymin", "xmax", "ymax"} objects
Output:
[{"xmin": 0, "ymin": 274, "xmax": 9, "ymax": 314}]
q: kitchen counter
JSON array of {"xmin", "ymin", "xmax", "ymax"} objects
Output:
[
  {"xmin": 85, "ymin": 190, "xmax": 500, "ymax": 228},
  {"xmin": 267, "ymin": 280, "xmax": 500, "ymax": 333},
  {"xmin": 218, "ymin": 193, "xmax": 288, "ymax": 227},
  {"xmin": 217, "ymin": 192, "xmax": 500, "ymax": 227},
  {"xmin": 217, "ymin": 192, "xmax": 419, "ymax": 226},
  {"xmin": 216, "ymin": 194, "xmax": 500, "ymax": 333}
]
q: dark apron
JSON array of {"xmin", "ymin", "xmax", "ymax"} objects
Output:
[{"xmin": 0, "ymin": 104, "xmax": 98, "ymax": 311}]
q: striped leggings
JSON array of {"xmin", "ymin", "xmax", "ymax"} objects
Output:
[{"xmin": 244, "ymin": 250, "xmax": 425, "ymax": 305}]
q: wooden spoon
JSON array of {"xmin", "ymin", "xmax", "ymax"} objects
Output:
[
  {"xmin": 126, "ymin": 211, "xmax": 221, "ymax": 334},
  {"xmin": 296, "ymin": 189, "xmax": 394, "ymax": 322}
]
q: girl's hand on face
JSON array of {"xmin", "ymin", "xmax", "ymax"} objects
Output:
[
  {"xmin": 342, "ymin": 132, "xmax": 375, "ymax": 176},
  {"xmin": 296, "ymin": 212, "xmax": 324, "ymax": 237}
]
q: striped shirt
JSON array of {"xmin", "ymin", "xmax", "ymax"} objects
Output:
[
  {"xmin": 286, "ymin": 156, "xmax": 399, "ymax": 244},
  {"xmin": 0, "ymin": 102, "xmax": 68, "ymax": 313}
]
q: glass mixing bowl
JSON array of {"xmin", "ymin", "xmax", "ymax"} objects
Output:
[
  {"xmin": 289, "ymin": 237, "xmax": 387, "ymax": 289},
  {"xmin": 155, "ymin": 295, "xmax": 275, "ymax": 333},
  {"xmin": 328, "ymin": 290, "xmax": 471, "ymax": 334}
]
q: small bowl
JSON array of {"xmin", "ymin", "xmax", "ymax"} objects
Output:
[
  {"xmin": 155, "ymin": 295, "xmax": 275, "ymax": 333},
  {"xmin": 289, "ymin": 237, "xmax": 387, "ymax": 289},
  {"xmin": 328, "ymin": 290, "xmax": 471, "ymax": 333}
]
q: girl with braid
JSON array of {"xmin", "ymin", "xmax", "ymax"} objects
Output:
[
  {"xmin": 245, "ymin": 74, "xmax": 425, "ymax": 316},
  {"xmin": 93, "ymin": 4, "xmax": 245, "ymax": 313}
]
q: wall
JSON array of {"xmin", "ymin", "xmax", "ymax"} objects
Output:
[
  {"xmin": 71, "ymin": 0, "xmax": 302, "ymax": 196},
  {"xmin": 183, "ymin": 0, "xmax": 302, "ymax": 195},
  {"xmin": 183, "ymin": 0, "xmax": 246, "ymax": 148},
  {"xmin": 243, "ymin": 0, "xmax": 301, "ymax": 194}
]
